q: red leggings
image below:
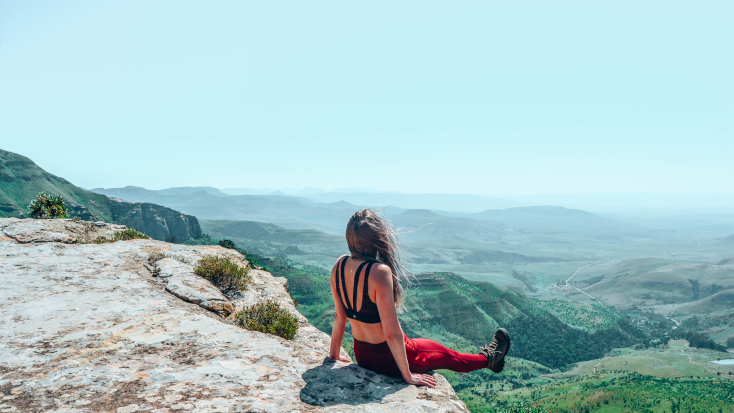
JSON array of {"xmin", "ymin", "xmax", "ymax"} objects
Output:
[{"xmin": 353, "ymin": 334, "xmax": 487, "ymax": 378}]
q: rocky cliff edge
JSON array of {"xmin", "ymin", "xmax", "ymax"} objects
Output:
[{"xmin": 0, "ymin": 218, "xmax": 468, "ymax": 412}]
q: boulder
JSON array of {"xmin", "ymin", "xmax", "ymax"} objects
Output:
[
  {"xmin": 0, "ymin": 217, "xmax": 126, "ymax": 243},
  {"xmin": 159, "ymin": 259, "xmax": 234, "ymax": 316}
]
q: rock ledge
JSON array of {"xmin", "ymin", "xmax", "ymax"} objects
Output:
[{"xmin": 0, "ymin": 218, "xmax": 468, "ymax": 412}]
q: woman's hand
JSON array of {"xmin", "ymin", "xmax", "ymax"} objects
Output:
[
  {"xmin": 330, "ymin": 354, "xmax": 352, "ymax": 363},
  {"xmin": 404, "ymin": 373, "xmax": 438, "ymax": 388}
]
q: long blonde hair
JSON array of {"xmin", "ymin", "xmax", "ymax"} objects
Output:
[{"xmin": 346, "ymin": 209, "xmax": 411, "ymax": 308}]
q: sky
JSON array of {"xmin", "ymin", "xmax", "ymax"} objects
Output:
[{"xmin": 0, "ymin": 1, "xmax": 732, "ymax": 195}]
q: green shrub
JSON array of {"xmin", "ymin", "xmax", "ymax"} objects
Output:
[
  {"xmin": 184, "ymin": 233, "xmax": 216, "ymax": 246},
  {"xmin": 244, "ymin": 255, "xmax": 261, "ymax": 269},
  {"xmin": 233, "ymin": 300, "xmax": 299, "ymax": 340},
  {"xmin": 28, "ymin": 192, "xmax": 69, "ymax": 219},
  {"xmin": 727, "ymin": 336, "xmax": 734, "ymax": 348},
  {"xmin": 218, "ymin": 239, "xmax": 236, "ymax": 249},
  {"xmin": 670, "ymin": 329, "xmax": 727, "ymax": 352},
  {"xmin": 194, "ymin": 255, "xmax": 251, "ymax": 295}
]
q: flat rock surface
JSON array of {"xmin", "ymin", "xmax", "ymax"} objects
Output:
[{"xmin": 0, "ymin": 218, "xmax": 468, "ymax": 412}]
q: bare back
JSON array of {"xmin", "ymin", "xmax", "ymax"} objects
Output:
[{"xmin": 330, "ymin": 256, "xmax": 394, "ymax": 344}]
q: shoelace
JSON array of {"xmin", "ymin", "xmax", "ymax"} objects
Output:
[{"xmin": 481, "ymin": 341, "xmax": 502, "ymax": 357}]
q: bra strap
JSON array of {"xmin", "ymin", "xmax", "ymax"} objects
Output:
[
  {"xmin": 362, "ymin": 262, "xmax": 375, "ymax": 302},
  {"xmin": 352, "ymin": 261, "xmax": 368, "ymax": 311},
  {"xmin": 338, "ymin": 256, "xmax": 350, "ymax": 310}
]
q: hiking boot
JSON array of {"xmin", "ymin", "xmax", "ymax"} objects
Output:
[{"xmin": 480, "ymin": 328, "xmax": 511, "ymax": 373}]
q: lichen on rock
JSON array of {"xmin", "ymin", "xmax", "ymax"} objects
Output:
[{"xmin": 0, "ymin": 218, "xmax": 468, "ymax": 412}]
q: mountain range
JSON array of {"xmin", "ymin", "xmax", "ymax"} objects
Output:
[{"xmin": 0, "ymin": 149, "xmax": 201, "ymax": 242}]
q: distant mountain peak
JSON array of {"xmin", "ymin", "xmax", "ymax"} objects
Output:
[{"xmin": 397, "ymin": 209, "xmax": 442, "ymax": 218}]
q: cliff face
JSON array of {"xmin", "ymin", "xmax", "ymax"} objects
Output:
[
  {"xmin": 0, "ymin": 149, "xmax": 202, "ymax": 242},
  {"xmin": 109, "ymin": 199, "xmax": 202, "ymax": 242},
  {"xmin": 0, "ymin": 218, "xmax": 468, "ymax": 413}
]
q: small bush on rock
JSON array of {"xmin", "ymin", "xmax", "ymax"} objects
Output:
[
  {"xmin": 234, "ymin": 300, "xmax": 299, "ymax": 340},
  {"xmin": 28, "ymin": 192, "xmax": 69, "ymax": 219},
  {"xmin": 194, "ymin": 255, "xmax": 251, "ymax": 295},
  {"xmin": 218, "ymin": 239, "xmax": 236, "ymax": 249}
]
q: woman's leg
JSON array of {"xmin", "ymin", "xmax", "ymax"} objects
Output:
[{"xmin": 405, "ymin": 337, "xmax": 488, "ymax": 373}]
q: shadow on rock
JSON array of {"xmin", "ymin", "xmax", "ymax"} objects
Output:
[{"xmin": 300, "ymin": 358, "xmax": 410, "ymax": 406}]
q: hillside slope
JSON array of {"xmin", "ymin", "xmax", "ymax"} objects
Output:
[
  {"xmin": 0, "ymin": 149, "xmax": 201, "ymax": 242},
  {"xmin": 577, "ymin": 259, "xmax": 734, "ymax": 309},
  {"xmin": 202, "ymin": 219, "xmax": 347, "ymax": 258}
]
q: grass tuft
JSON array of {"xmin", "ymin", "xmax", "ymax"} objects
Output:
[
  {"xmin": 233, "ymin": 300, "xmax": 299, "ymax": 340},
  {"xmin": 113, "ymin": 228, "xmax": 150, "ymax": 241},
  {"xmin": 164, "ymin": 254, "xmax": 190, "ymax": 264},
  {"xmin": 148, "ymin": 251, "xmax": 165, "ymax": 264},
  {"xmin": 194, "ymin": 255, "xmax": 251, "ymax": 295},
  {"xmin": 93, "ymin": 228, "xmax": 150, "ymax": 244}
]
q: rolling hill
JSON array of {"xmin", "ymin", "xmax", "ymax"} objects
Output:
[
  {"xmin": 0, "ymin": 149, "xmax": 202, "ymax": 242},
  {"xmin": 92, "ymin": 185, "xmax": 229, "ymax": 201},
  {"xmin": 387, "ymin": 209, "xmax": 506, "ymax": 243},
  {"xmin": 575, "ymin": 259, "xmax": 734, "ymax": 309},
  {"xmin": 296, "ymin": 190, "xmax": 518, "ymax": 213},
  {"xmin": 651, "ymin": 289, "xmax": 734, "ymax": 317},
  {"xmin": 471, "ymin": 205, "xmax": 616, "ymax": 229},
  {"xmin": 93, "ymin": 185, "xmax": 660, "ymax": 246}
]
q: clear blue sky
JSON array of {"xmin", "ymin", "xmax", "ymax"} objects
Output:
[{"xmin": 1, "ymin": 1, "xmax": 731, "ymax": 194}]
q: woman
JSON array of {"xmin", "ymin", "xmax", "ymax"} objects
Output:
[{"xmin": 328, "ymin": 209, "xmax": 511, "ymax": 387}]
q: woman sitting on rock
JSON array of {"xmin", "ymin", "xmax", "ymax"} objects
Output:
[{"xmin": 328, "ymin": 209, "xmax": 510, "ymax": 387}]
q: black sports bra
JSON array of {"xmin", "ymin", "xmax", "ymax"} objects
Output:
[{"xmin": 335, "ymin": 255, "xmax": 381, "ymax": 324}]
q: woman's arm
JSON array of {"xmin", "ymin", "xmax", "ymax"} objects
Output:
[
  {"xmin": 329, "ymin": 257, "xmax": 352, "ymax": 362},
  {"xmin": 373, "ymin": 265, "xmax": 437, "ymax": 388}
]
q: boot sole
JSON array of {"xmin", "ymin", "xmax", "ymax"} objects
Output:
[
  {"xmin": 497, "ymin": 327, "xmax": 511, "ymax": 353},
  {"xmin": 490, "ymin": 328, "xmax": 511, "ymax": 373}
]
